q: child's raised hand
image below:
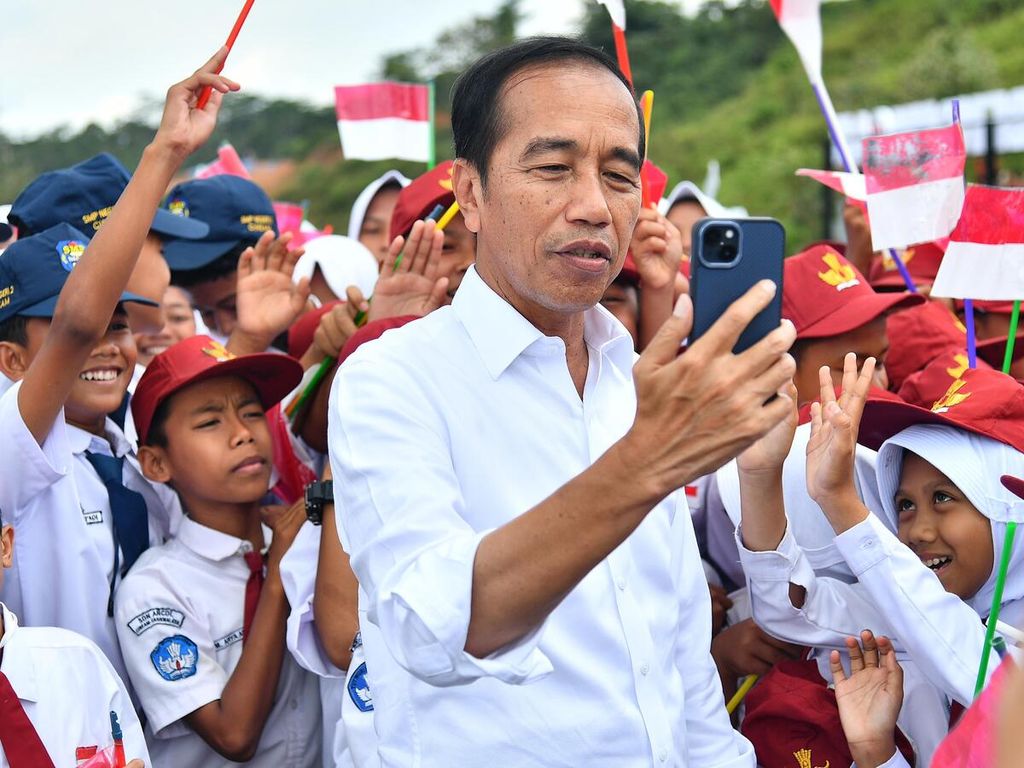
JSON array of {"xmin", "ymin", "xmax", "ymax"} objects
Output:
[
  {"xmin": 737, "ymin": 381, "xmax": 799, "ymax": 476},
  {"xmin": 831, "ymin": 631, "xmax": 903, "ymax": 768},
  {"xmin": 263, "ymin": 498, "xmax": 307, "ymax": 572},
  {"xmin": 806, "ymin": 353, "xmax": 874, "ymax": 513},
  {"xmin": 367, "ymin": 219, "xmax": 449, "ymax": 322},
  {"xmin": 232, "ymin": 231, "xmax": 311, "ymax": 352},
  {"xmin": 154, "ymin": 47, "xmax": 240, "ymax": 159}
]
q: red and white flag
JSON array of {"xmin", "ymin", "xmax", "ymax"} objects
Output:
[
  {"xmin": 931, "ymin": 185, "xmax": 1024, "ymax": 300},
  {"xmin": 796, "ymin": 168, "xmax": 866, "ymax": 201},
  {"xmin": 863, "ymin": 123, "xmax": 966, "ymax": 251},
  {"xmin": 334, "ymin": 82, "xmax": 431, "ymax": 163},
  {"xmin": 194, "ymin": 143, "xmax": 251, "ymax": 180},
  {"xmin": 595, "ymin": 0, "xmax": 626, "ymax": 29},
  {"xmin": 770, "ymin": 0, "xmax": 822, "ymax": 82}
]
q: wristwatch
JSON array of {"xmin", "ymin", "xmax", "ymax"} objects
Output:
[{"xmin": 304, "ymin": 480, "xmax": 334, "ymax": 525}]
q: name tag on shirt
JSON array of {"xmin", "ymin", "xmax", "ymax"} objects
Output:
[
  {"xmin": 128, "ymin": 607, "xmax": 185, "ymax": 636},
  {"xmin": 214, "ymin": 628, "xmax": 243, "ymax": 651},
  {"xmin": 81, "ymin": 506, "xmax": 103, "ymax": 525}
]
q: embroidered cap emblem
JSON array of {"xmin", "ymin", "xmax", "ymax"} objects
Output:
[
  {"xmin": 931, "ymin": 377, "xmax": 972, "ymax": 413},
  {"xmin": 167, "ymin": 198, "xmax": 190, "ymax": 218},
  {"xmin": 56, "ymin": 240, "xmax": 85, "ymax": 272},
  {"xmin": 817, "ymin": 252, "xmax": 860, "ymax": 292},
  {"xmin": 201, "ymin": 340, "xmax": 236, "ymax": 362}
]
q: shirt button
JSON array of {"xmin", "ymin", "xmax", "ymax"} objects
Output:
[
  {"xmin": 658, "ymin": 748, "xmax": 668, "ymax": 762},
  {"xmin": 640, "ymin": 662, "xmax": 649, "ymax": 676},
  {"xmin": 616, "ymin": 578, "xmax": 626, "ymax": 591},
  {"xmin": 861, "ymin": 538, "xmax": 876, "ymax": 550}
]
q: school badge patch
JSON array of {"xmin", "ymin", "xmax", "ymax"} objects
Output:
[
  {"xmin": 56, "ymin": 239, "xmax": 85, "ymax": 272},
  {"xmin": 347, "ymin": 661, "xmax": 374, "ymax": 712},
  {"xmin": 167, "ymin": 198, "xmax": 190, "ymax": 218},
  {"xmin": 151, "ymin": 634, "xmax": 199, "ymax": 681}
]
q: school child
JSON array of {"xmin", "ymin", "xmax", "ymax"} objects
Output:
[
  {"xmin": 0, "ymin": 509, "xmax": 149, "ymax": 768},
  {"xmin": 115, "ymin": 335, "xmax": 321, "ymax": 766},
  {"xmin": 0, "ymin": 50, "xmax": 236, "ymax": 689},
  {"xmin": 736, "ymin": 358, "xmax": 1024, "ymax": 762},
  {"xmin": 347, "ymin": 171, "xmax": 409, "ymax": 268}
]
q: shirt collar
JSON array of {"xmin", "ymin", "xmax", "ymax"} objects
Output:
[
  {"xmin": 66, "ymin": 417, "xmax": 132, "ymax": 459},
  {"xmin": 452, "ymin": 265, "xmax": 636, "ymax": 380},
  {"xmin": 177, "ymin": 516, "xmax": 261, "ymax": 562},
  {"xmin": 0, "ymin": 602, "xmax": 39, "ymax": 702}
]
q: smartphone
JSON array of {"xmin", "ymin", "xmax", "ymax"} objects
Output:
[{"xmin": 689, "ymin": 217, "xmax": 785, "ymax": 353}]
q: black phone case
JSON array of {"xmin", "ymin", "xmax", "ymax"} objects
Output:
[{"xmin": 689, "ymin": 217, "xmax": 785, "ymax": 353}]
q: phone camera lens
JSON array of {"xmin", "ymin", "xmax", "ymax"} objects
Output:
[{"xmin": 701, "ymin": 223, "xmax": 741, "ymax": 265}]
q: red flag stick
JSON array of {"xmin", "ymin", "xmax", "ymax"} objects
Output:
[
  {"xmin": 612, "ymin": 23, "xmax": 633, "ymax": 87},
  {"xmin": 195, "ymin": 0, "xmax": 256, "ymax": 109}
]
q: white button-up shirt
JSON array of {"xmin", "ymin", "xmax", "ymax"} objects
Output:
[
  {"xmin": 328, "ymin": 266, "xmax": 754, "ymax": 767},
  {"xmin": 0, "ymin": 603, "xmax": 149, "ymax": 768},
  {"xmin": 0, "ymin": 381, "xmax": 181, "ymax": 692},
  {"xmin": 114, "ymin": 516, "xmax": 322, "ymax": 768}
]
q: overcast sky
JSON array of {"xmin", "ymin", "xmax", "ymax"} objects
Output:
[{"xmin": 1, "ymin": 0, "xmax": 708, "ymax": 138}]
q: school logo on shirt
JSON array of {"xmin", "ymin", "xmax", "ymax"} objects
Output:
[
  {"xmin": 347, "ymin": 661, "xmax": 374, "ymax": 712},
  {"xmin": 214, "ymin": 628, "xmax": 243, "ymax": 651},
  {"xmin": 151, "ymin": 635, "xmax": 199, "ymax": 682},
  {"xmin": 793, "ymin": 749, "xmax": 829, "ymax": 768},
  {"xmin": 167, "ymin": 198, "xmax": 190, "ymax": 218},
  {"xmin": 202, "ymin": 340, "xmax": 236, "ymax": 362},
  {"xmin": 56, "ymin": 239, "xmax": 85, "ymax": 272},
  {"xmin": 127, "ymin": 607, "xmax": 185, "ymax": 636},
  {"xmin": 817, "ymin": 252, "xmax": 860, "ymax": 292},
  {"xmin": 931, "ymin": 377, "xmax": 972, "ymax": 413}
]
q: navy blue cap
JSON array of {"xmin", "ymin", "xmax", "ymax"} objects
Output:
[
  {"xmin": 0, "ymin": 223, "xmax": 158, "ymax": 322},
  {"xmin": 9, "ymin": 153, "xmax": 209, "ymax": 240},
  {"xmin": 161, "ymin": 176, "xmax": 278, "ymax": 272}
]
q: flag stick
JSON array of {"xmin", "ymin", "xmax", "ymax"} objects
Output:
[
  {"xmin": 436, "ymin": 200, "xmax": 461, "ymax": 230},
  {"xmin": 640, "ymin": 90, "xmax": 654, "ymax": 208},
  {"xmin": 196, "ymin": 0, "xmax": 256, "ymax": 109},
  {"xmin": 810, "ymin": 80, "xmax": 916, "ymax": 292},
  {"xmin": 726, "ymin": 674, "xmax": 758, "ymax": 715},
  {"xmin": 427, "ymin": 80, "xmax": 437, "ymax": 171},
  {"xmin": 975, "ymin": 523, "xmax": 1018, "ymax": 697},
  {"xmin": 964, "ymin": 299, "xmax": 978, "ymax": 369},
  {"xmin": 612, "ymin": 23, "xmax": 633, "ymax": 86},
  {"xmin": 1002, "ymin": 301, "xmax": 1022, "ymax": 373}
]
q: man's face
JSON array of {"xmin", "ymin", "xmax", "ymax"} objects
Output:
[
  {"xmin": 189, "ymin": 272, "xmax": 237, "ymax": 338},
  {"xmin": 360, "ymin": 185, "xmax": 402, "ymax": 268},
  {"xmin": 666, "ymin": 200, "xmax": 707, "ymax": 258},
  {"xmin": 792, "ymin": 316, "xmax": 890, "ymax": 405},
  {"xmin": 457, "ymin": 62, "xmax": 642, "ymax": 328}
]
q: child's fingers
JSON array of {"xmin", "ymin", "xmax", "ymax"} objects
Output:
[
  {"xmin": 423, "ymin": 228, "xmax": 444, "ymax": 281},
  {"xmin": 399, "ymin": 222, "xmax": 424, "ymax": 274},
  {"xmin": 251, "ymin": 230, "xmax": 274, "ymax": 271},
  {"xmin": 838, "ymin": 352, "xmax": 858, "ymax": 409},
  {"xmin": 385, "ymin": 235, "xmax": 405, "ymax": 273},
  {"xmin": 818, "ymin": 365, "xmax": 836, "ymax": 409},
  {"xmin": 197, "ymin": 45, "xmax": 230, "ymax": 76},
  {"xmin": 236, "ymin": 246, "xmax": 254, "ymax": 277},
  {"xmin": 860, "ymin": 630, "xmax": 879, "ymax": 669},
  {"xmin": 829, "ymin": 649, "xmax": 847, "ymax": 684},
  {"xmin": 846, "ymin": 635, "xmax": 865, "ymax": 672}
]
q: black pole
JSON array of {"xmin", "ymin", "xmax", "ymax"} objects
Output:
[
  {"xmin": 822, "ymin": 136, "xmax": 833, "ymax": 240},
  {"xmin": 985, "ymin": 111, "xmax": 998, "ymax": 185}
]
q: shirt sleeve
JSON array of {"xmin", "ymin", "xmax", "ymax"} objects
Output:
[
  {"xmin": 114, "ymin": 571, "xmax": 228, "ymax": 735},
  {"xmin": 89, "ymin": 638, "xmax": 152, "ymax": 766},
  {"xmin": 672, "ymin": 497, "xmax": 756, "ymax": 766},
  {"xmin": 834, "ymin": 513, "xmax": 994, "ymax": 705},
  {"xmin": 0, "ymin": 381, "xmax": 71, "ymax": 521},
  {"xmin": 737, "ymin": 523, "xmax": 896, "ymax": 649},
  {"xmin": 853, "ymin": 750, "xmax": 911, "ymax": 768},
  {"xmin": 328, "ymin": 355, "xmax": 552, "ymax": 688}
]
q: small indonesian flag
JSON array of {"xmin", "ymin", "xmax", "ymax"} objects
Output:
[
  {"xmin": 931, "ymin": 184, "xmax": 1024, "ymax": 300},
  {"xmin": 796, "ymin": 168, "xmax": 867, "ymax": 201},
  {"xmin": 595, "ymin": 0, "xmax": 626, "ymax": 29},
  {"xmin": 642, "ymin": 160, "xmax": 669, "ymax": 208},
  {"xmin": 770, "ymin": 0, "xmax": 823, "ymax": 82},
  {"xmin": 335, "ymin": 82, "xmax": 431, "ymax": 163},
  {"xmin": 863, "ymin": 123, "xmax": 966, "ymax": 252},
  {"xmin": 194, "ymin": 143, "xmax": 251, "ymax": 180}
]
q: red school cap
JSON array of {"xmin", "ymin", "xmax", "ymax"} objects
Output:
[
  {"xmin": 133, "ymin": 335, "xmax": 303, "ymax": 445},
  {"xmin": 896, "ymin": 350, "xmax": 991, "ymax": 408},
  {"xmin": 868, "ymin": 240, "xmax": 946, "ymax": 291},
  {"xmin": 859, "ymin": 365, "xmax": 1024, "ymax": 453},
  {"xmin": 885, "ymin": 300, "xmax": 969, "ymax": 392},
  {"xmin": 388, "ymin": 160, "xmax": 456, "ymax": 243},
  {"xmin": 782, "ymin": 245, "xmax": 923, "ymax": 339},
  {"xmin": 976, "ymin": 331, "xmax": 1024, "ymax": 371},
  {"xmin": 287, "ymin": 301, "xmax": 343, "ymax": 360}
]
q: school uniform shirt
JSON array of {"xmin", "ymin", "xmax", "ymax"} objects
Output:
[
  {"xmin": 0, "ymin": 381, "xmax": 182, "ymax": 693},
  {"xmin": 114, "ymin": 516, "xmax": 322, "ymax": 768},
  {"xmin": 0, "ymin": 603, "xmax": 150, "ymax": 768},
  {"xmin": 328, "ymin": 265, "xmax": 755, "ymax": 767}
]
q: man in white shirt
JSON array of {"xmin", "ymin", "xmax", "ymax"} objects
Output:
[{"xmin": 328, "ymin": 37, "xmax": 796, "ymax": 766}]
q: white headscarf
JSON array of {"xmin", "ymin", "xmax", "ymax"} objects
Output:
[
  {"xmin": 876, "ymin": 424, "xmax": 1024, "ymax": 620},
  {"xmin": 291, "ymin": 235, "xmax": 379, "ymax": 300},
  {"xmin": 346, "ymin": 170, "xmax": 410, "ymax": 240},
  {"xmin": 657, "ymin": 180, "xmax": 748, "ymax": 219}
]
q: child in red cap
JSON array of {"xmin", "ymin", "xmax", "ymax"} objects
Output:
[
  {"xmin": 115, "ymin": 336, "xmax": 321, "ymax": 767},
  {"xmin": 783, "ymin": 244, "xmax": 923, "ymax": 403}
]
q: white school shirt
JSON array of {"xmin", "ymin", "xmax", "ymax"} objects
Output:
[
  {"xmin": 0, "ymin": 603, "xmax": 150, "ymax": 768},
  {"xmin": 114, "ymin": 516, "xmax": 322, "ymax": 768},
  {"xmin": 0, "ymin": 381, "xmax": 182, "ymax": 692},
  {"xmin": 328, "ymin": 266, "xmax": 755, "ymax": 768}
]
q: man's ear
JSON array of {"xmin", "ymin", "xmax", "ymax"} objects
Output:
[
  {"xmin": 452, "ymin": 159, "xmax": 483, "ymax": 235},
  {"xmin": 138, "ymin": 445, "xmax": 173, "ymax": 484},
  {"xmin": 0, "ymin": 341, "xmax": 30, "ymax": 382},
  {"xmin": 0, "ymin": 525, "xmax": 14, "ymax": 569}
]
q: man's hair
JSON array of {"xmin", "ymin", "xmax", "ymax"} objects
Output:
[
  {"xmin": 0, "ymin": 315, "xmax": 29, "ymax": 346},
  {"xmin": 451, "ymin": 36, "xmax": 644, "ymax": 186},
  {"xmin": 171, "ymin": 242, "xmax": 251, "ymax": 288}
]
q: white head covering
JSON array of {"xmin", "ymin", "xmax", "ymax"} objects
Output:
[
  {"xmin": 658, "ymin": 180, "xmax": 748, "ymax": 219},
  {"xmin": 876, "ymin": 424, "xmax": 1024, "ymax": 619},
  {"xmin": 716, "ymin": 421, "xmax": 885, "ymax": 582},
  {"xmin": 346, "ymin": 170, "xmax": 411, "ymax": 240},
  {"xmin": 292, "ymin": 235, "xmax": 379, "ymax": 300}
]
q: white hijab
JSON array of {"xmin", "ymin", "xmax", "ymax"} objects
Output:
[
  {"xmin": 876, "ymin": 424, "xmax": 1024, "ymax": 620},
  {"xmin": 346, "ymin": 170, "xmax": 410, "ymax": 240}
]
